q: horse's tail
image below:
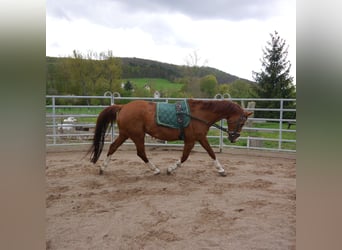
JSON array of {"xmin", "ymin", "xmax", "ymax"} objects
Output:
[{"xmin": 88, "ymin": 105, "xmax": 122, "ymax": 164}]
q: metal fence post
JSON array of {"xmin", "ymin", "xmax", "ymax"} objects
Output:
[
  {"xmin": 214, "ymin": 93, "xmax": 231, "ymax": 152},
  {"xmin": 279, "ymin": 99, "xmax": 284, "ymax": 150},
  {"xmin": 111, "ymin": 92, "xmax": 121, "ymax": 141},
  {"xmin": 52, "ymin": 96, "xmax": 56, "ymax": 145},
  {"xmin": 104, "ymin": 91, "xmax": 121, "ymax": 142},
  {"xmin": 104, "ymin": 91, "xmax": 114, "ymax": 142}
]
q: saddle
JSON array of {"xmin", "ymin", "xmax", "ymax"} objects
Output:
[{"xmin": 155, "ymin": 100, "xmax": 191, "ymax": 140}]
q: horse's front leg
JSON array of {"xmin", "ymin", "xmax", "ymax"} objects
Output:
[
  {"xmin": 167, "ymin": 141, "xmax": 195, "ymax": 175},
  {"xmin": 213, "ymin": 159, "xmax": 226, "ymax": 176},
  {"xmin": 199, "ymin": 138, "xmax": 226, "ymax": 176}
]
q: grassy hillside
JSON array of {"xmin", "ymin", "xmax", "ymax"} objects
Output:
[
  {"xmin": 46, "ymin": 56, "xmax": 255, "ymax": 97},
  {"xmin": 47, "ymin": 56, "xmax": 249, "ymax": 85},
  {"xmin": 120, "ymin": 57, "xmax": 245, "ymax": 84},
  {"xmin": 122, "ymin": 78, "xmax": 183, "ymax": 92}
]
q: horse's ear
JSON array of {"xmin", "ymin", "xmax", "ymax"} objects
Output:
[{"xmin": 245, "ymin": 111, "xmax": 253, "ymax": 117}]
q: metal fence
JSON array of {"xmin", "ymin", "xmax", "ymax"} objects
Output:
[{"xmin": 46, "ymin": 94, "xmax": 296, "ymax": 152}]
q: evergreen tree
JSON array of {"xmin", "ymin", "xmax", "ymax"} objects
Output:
[
  {"xmin": 253, "ymin": 31, "xmax": 295, "ymax": 99},
  {"xmin": 252, "ymin": 31, "xmax": 296, "ymax": 119},
  {"xmin": 124, "ymin": 80, "xmax": 134, "ymax": 91}
]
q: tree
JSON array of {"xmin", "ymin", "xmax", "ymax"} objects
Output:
[
  {"xmin": 184, "ymin": 50, "xmax": 208, "ymax": 72},
  {"xmin": 200, "ymin": 74, "xmax": 218, "ymax": 97},
  {"xmin": 98, "ymin": 50, "xmax": 122, "ymax": 94},
  {"xmin": 252, "ymin": 31, "xmax": 296, "ymax": 119},
  {"xmin": 66, "ymin": 50, "xmax": 92, "ymax": 97},
  {"xmin": 219, "ymin": 79, "xmax": 257, "ymax": 98},
  {"xmin": 55, "ymin": 50, "xmax": 122, "ymax": 99},
  {"xmin": 182, "ymin": 50, "xmax": 209, "ymax": 97},
  {"xmin": 123, "ymin": 80, "xmax": 134, "ymax": 92},
  {"xmin": 252, "ymin": 31, "xmax": 295, "ymax": 99}
]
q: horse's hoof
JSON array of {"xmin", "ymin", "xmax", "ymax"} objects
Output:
[
  {"xmin": 167, "ymin": 167, "xmax": 175, "ymax": 175},
  {"xmin": 219, "ymin": 171, "xmax": 227, "ymax": 177},
  {"xmin": 154, "ymin": 169, "xmax": 161, "ymax": 175},
  {"xmin": 99, "ymin": 169, "xmax": 104, "ymax": 175}
]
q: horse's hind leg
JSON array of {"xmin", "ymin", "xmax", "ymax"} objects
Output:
[
  {"xmin": 100, "ymin": 134, "xmax": 128, "ymax": 175},
  {"xmin": 132, "ymin": 136, "xmax": 160, "ymax": 175}
]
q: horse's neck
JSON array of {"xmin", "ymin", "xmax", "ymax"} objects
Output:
[
  {"xmin": 191, "ymin": 100, "xmax": 232, "ymax": 123},
  {"xmin": 210, "ymin": 110, "xmax": 228, "ymax": 123}
]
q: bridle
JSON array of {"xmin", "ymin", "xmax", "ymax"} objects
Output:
[
  {"xmin": 185, "ymin": 113, "xmax": 246, "ymax": 141},
  {"xmin": 227, "ymin": 115, "xmax": 246, "ymax": 141}
]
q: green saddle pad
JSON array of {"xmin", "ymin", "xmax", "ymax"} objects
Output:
[{"xmin": 156, "ymin": 100, "xmax": 191, "ymax": 129}]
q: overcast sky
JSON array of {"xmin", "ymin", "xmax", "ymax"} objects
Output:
[{"xmin": 46, "ymin": 0, "xmax": 296, "ymax": 82}]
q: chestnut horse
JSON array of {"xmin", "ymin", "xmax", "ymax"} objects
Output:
[{"xmin": 89, "ymin": 99, "xmax": 252, "ymax": 176}]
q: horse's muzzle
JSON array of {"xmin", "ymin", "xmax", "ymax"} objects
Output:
[{"xmin": 228, "ymin": 132, "xmax": 240, "ymax": 143}]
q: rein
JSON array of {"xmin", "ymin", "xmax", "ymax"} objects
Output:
[
  {"xmin": 211, "ymin": 122, "xmax": 229, "ymax": 133},
  {"xmin": 188, "ymin": 114, "xmax": 228, "ymax": 133},
  {"xmin": 185, "ymin": 114, "xmax": 229, "ymax": 133},
  {"xmin": 185, "ymin": 113, "xmax": 245, "ymax": 137}
]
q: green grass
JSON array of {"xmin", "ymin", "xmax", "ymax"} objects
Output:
[
  {"xmin": 247, "ymin": 122, "xmax": 296, "ymax": 144},
  {"xmin": 188, "ymin": 121, "xmax": 296, "ymax": 150},
  {"xmin": 123, "ymin": 78, "xmax": 183, "ymax": 92},
  {"xmin": 230, "ymin": 121, "xmax": 296, "ymax": 150}
]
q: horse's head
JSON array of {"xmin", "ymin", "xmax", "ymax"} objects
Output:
[{"xmin": 227, "ymin": 111, "xmax": 253, "ymax": 143}]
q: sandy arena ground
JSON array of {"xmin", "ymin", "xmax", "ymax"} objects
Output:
[{"xmin": 46, "ymin": 145, "xmax": 296, "ymax": 250}]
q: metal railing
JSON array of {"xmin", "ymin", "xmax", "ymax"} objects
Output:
[{"xmin": 46, "ymin": 94, "xmax": 296, "ymax": 152}]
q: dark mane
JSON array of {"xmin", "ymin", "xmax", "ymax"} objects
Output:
[{"xmin": 190, "ymin": 99, "xmax": 242, "ymax": 115}]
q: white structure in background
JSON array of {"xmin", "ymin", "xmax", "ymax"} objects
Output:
[
  {"xmin": 63, "ymin": 117, "xmax": 77, "ymax": 123},
  {"xmin": 144, "ymin": 84, "xmax": 151, "ymax": 91},
  {"xmin": 154, "ymin": 90, "xmax": 160, "ymax": 98},
  {"xmin": 58, "ymin": 116, "xmax": 77, "ymax": 131}
]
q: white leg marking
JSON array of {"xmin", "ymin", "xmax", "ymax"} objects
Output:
[
  {"xmin": 146, "ymin": 162, "xmax": 160, "ymax": 175},
  {"xmin": 100, "ymin": 155, "xmax": 112, "ymax": 173},
  {"xmin": 214, "ymin": 159, "xmax": 225, "ymax": 173},
  {"xmin": 167, "ymin": 159, "xmax": 181, "ymax": 174}
]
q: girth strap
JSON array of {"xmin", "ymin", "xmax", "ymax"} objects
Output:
[{"xmin": 175, "ymin": 102, "xmax": 186, "ymax": 140}]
